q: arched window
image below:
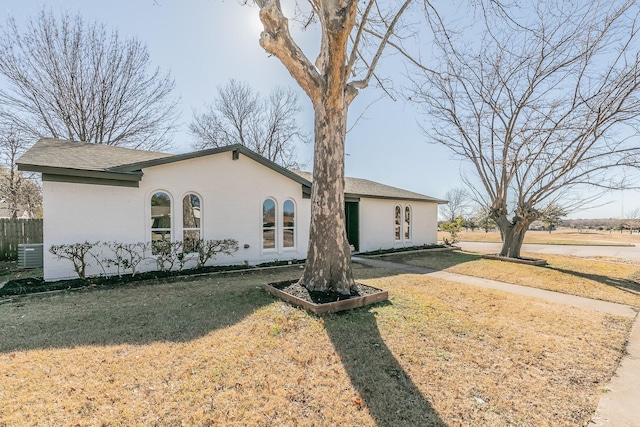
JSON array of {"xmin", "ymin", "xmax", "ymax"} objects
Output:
[
  {"xmin": 282, "ymin": 200, "xmax": 295, "ymax": 248},
  {"xmin": 151, "ymin": 192, "xmax": 171, "ymax": 254},
  {"xmin": 183, "ymin": 194, "xmax": 201, "ymax": 253},
  {"xmin": 263, "ymin": 198, "xmax": 276, "ymax": 249},
  {"xmin": 394, "ymin": 205, "xmax": 402, "ymax": 241},
  {"xmin": 404, "ymin": 206, "xmax": 411, "ymax": 240}
]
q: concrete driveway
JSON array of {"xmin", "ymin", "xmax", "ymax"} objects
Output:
[{"xmin": 458, "ymin": 241, "xmax": 640, "ymax": 262}]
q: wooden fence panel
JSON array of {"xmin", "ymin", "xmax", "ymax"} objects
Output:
[{"xmin": 0, "ymin": 218, "xmax": 43, "ymax": 260}]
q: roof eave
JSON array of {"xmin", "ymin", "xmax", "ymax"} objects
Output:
[
  {"xmin": 17, "ymin": 163, "xmax": 143, "ymax": 182},
  {"xmin": 349, "ymin": 193, "xmax": 448, "ymax": 204}
]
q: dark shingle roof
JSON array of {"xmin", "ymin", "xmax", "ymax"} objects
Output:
[
  {"xmin": 17, "ymin": 138, "xmax": 171, "ymax": 171},
  {"xmin": 17, "ymin": 138, "xmax": 446, "ymax": 203},
  {"xmin": 293, "ymin": 171, "xmax": 446, "ymax": 203}
]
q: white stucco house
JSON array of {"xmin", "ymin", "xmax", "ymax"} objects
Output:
[{"xmin": 18, "ymin": 138, "xmax": 446, "ymax": 281}]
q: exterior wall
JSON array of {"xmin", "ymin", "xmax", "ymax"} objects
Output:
[
  {"xmin": 41, "ymin": 148, "xmax": 440, "ymax": 280},
  {"xmin": 43, "ymin": 181, "xmax": 143, "ymax": 280},
  {"xmin": 357, "ymin": 198, "xmax": 438, "ymax": 252},
  {"xmin": 43, "ymin": 152, "xmax": 310, "ymax": 281}
]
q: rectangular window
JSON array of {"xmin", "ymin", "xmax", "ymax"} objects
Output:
[
  {"xmin": 183, "ymin": 230, "xmax": 200, "ymax": 253},
  {"xmin": 263, "ymin": 229, "xmax": 276, "ymax": 249}
]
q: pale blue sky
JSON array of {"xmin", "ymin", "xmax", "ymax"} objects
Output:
[{"xmin": 0, "ymin": 0, "xmax": 638, "ymax": 219}]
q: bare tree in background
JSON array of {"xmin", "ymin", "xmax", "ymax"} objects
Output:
[
  {"xmin": 439, "ymin": 188, "xmax": 471, "ymax": 222},
  {"xmin": 625, "ymin": 207, "xmax": 640, "ymax": 233},
  {"xmin": 413, "ymin": 0, "xmax": 640, "ymax": 258},
  {"xmin": 0, "ymin": 122, "xmax": 41, "ymax": 218},
  {"xmin": 472, "ymin": 205, "xmax": 496, "ymax": 233},
  {"xmin": 539, "ymin": 204, "xmax": 567, "ymax": 234},
  {"xmin": 190, "ymin": 80, "xmax": 307, "ymax": 168},
  {"xmin": 0, "ymin": 9, "xmax": 179, "ymax": 151}
]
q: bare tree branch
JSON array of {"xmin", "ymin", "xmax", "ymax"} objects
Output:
[
  {"xmin": 0, "ymin": 9, "xmax": 179, "ymax": 150},
  {"xmin": 190, "ymin": 80, "xmax": 308, "ymax": 169},
  {"xmin": 0, "ymin": 120, "xmax": 42, "ymax": 218},
  {"xmin": 349, "ymin": 0, "xmax": 413, "ymax": 90},
  {"xmin": 256, "ymin": 0, "xmax": 323, "ymax": 102},
  {"xmin": 413, "ymin": 0, "xmax": 640, "ymax": 258}
]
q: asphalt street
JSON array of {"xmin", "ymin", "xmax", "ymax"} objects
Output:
[{"xmin": 458, "ymin": 241, "xmax": 640, "ymax": 261}]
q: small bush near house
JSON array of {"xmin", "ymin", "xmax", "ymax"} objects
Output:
[
  {"xmin": 0, "ymin": 238, "xmax": 274, "ymax": 297},
  {"xmin": 49, "ymin": 241, "xmax": 102, "ymax": 279},
  {"xmin": 195, "ymin": 239, "xmax": 239, "ymax": 268},
  {"xmin": 152, "ymin": 240, "xmax": 186, "ymax": 272},
  {"xmin": 440, "ymin": 217, "xmax": 464, "ymax": 245},
  {"xmin": 102, "ymin": 241, "xmax": 149, "ymax": 277},
  {"xmin": 50, "ymin": 239, "xmax": 239, "ymax": 280}
]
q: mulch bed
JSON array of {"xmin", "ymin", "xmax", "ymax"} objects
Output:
[
  {"xmin": 269, "ymin": 280, "xmax": 382, "ymax": 304},
  {"xmin": 263, "ymin": 280, "xmax": 389, "ymax": 314},
  {"xmin": 0, "ymin": 259, "xmax": 305, "ymax": 298}
]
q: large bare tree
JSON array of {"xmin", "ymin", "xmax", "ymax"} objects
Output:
[
  {"xmin": 0, "ymin": 9, "xmax": 179, "ymax": 151},
  {"xmin": 190, "ymin": 79, "xmax": 307, "ymax": 168},
  {"xmin": 252, "ymin": 0, "xmax": 419, "ymax": 293},
  {"xmin": 413, "ymin": 0, "xmax": 640, "ymax": 258}
]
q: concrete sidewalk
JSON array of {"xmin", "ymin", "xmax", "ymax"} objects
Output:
[
  {"xmin": 352, "ymin": 256, "xmax": 636, "ymax": 317},
  {"xmin": 592, "ymin": 317, "xmax": 640, "ymax": 426},
  {"xmin": 352, "ymin": 256, "xmax": 640, "ymax": 426}
]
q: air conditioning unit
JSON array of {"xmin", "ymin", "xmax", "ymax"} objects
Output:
[{"xmin": 18, "ymin": 243, "xmax": 44, "ymax": 269}]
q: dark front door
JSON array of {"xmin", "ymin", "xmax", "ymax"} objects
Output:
[{"xmin": 345, "ymin": 202, "xmax": 359, "ymax": 252}]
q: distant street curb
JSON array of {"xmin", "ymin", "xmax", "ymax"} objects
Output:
[{"xmin": 459, "ymin": 240, "xmax": 635, "ymax": 248}]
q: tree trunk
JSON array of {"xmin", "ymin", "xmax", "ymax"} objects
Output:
[
  {"xmin": 8, "ymin": 167, "xmax": 18, "ymax": 220},
  {"xmin": 300, "ymin": 103, "xmax": 355, "ymax": 295},
  {"xmin": 498, "ymin": 220, "xmax": 530, "ymax": 258}
]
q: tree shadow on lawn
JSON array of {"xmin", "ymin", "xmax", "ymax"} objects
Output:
[
  {"xmin": 0, "ymin": 264, "xmax": 405, "ymax": 353},
  {"xmin": 323, "ymin": 305, "xmax": 446, "ymax": 427},
  {"xmin": 0, "ymin": 271, "xmax": 286, "ymax": 353},
  {"xmin": 549, "ymin": 266, "xmax": 640, "ymax": 299}
]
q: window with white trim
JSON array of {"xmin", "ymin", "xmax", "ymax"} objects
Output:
[
  {"xmin": 394, "ymin": 205, "xmax": 402, "ymax": 241},
  {"xmin": 151, "ymin": 191, "xmax": 171, "ymax": 254},
  {"xmin": 282, "ymin": 199, "xmax": 295, "ymax": 248},
  {"xmin": 183, "ymin": 194, "xmax": 201, "ymax": 253},
  {"xmin": 404, "ymin": 205, "xmax": 411, "ymax": 240},
  {"xmin": 262, "ymin": 198, "xmax": 276, "ymax": 249}
]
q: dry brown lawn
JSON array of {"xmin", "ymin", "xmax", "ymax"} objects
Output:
[
  {"xmin": 0, "ymin": 263, "xmax": 632, "ymax": 426},
  {"xmin": 382, "ymin": 251, "xmax": 640, "ymax": 307},
  {"xmin": 440, "ymin": 228, "xmax": 640, "ymax": 245}
]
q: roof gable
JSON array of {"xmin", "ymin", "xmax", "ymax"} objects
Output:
[
  {"xmin": 17, "ymin": 138, "xmax": 310, "ymax": 188},
  {"xmin": 111, "ymin": 144, "xmax": 311, "ymax": 187}
]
